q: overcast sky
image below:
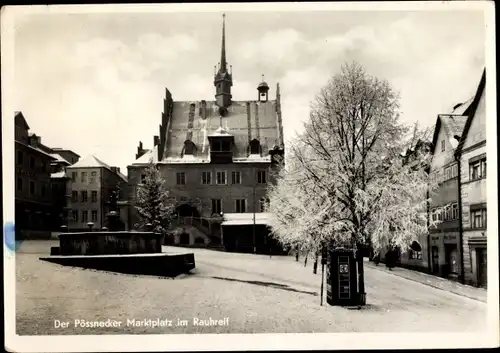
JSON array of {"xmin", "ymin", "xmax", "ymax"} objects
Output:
[{"xmin": 12, "ymin": 6, "xmax": 486, "ymax": 174}]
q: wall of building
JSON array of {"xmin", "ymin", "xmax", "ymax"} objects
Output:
[
  {"xmin": 128, "ymin": 162, "xmax": 274, "ymax": 231},
  {"xmin": 459, "ymin": 89, "xmax": 487, "ymax": 287},
  {"xmin": 67, "ymin": 167, "xmax": 103, "ymax": 230},
  {"xmin": 15, "ymin": 142, "xmax": 55, "ymax": 237},
  {"xmin": 428, "ymin": 124, "xmax": 462, "ymax": 280}
]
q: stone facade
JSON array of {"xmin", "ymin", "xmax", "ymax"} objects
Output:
[{"xmin": 457, "ymin": 71, "xmax": 487, "ymax": 288}]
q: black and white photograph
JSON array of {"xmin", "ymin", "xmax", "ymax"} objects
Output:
[{"xmin": 2, "ymin": 2, "xmax": 498, "ymax": 352}]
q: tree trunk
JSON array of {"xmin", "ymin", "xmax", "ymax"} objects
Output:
[
  {"xmin": 313, "ymin": 252, "xmax": 318, "ymax": 274},
  {"xmin": 304, "ymin": 251, "xmax": 309, "ymax": 267}
]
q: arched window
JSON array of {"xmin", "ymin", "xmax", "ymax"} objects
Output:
[
  {"xmin": 250, "ymin": 139, "xmax": 261, "ymax": 155},
  {"xmin": 183, "ymin": 140, "xmax": 196, "ymax": 156}
]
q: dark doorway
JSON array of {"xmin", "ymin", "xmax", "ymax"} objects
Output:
[
  {"xmin": 179, "ymin": 232, "xmax": 190, "ymax": 245},
  {"xmin": 431, "ymin": 246, "xmax": 439, "ymax": 275},
  {"xmin": 476, "ymin": 248, "xmax": 487, "ymax": 288},
  {"xmin": 176, "ymin": 204, "xmax": 200, "ymax": 218},
  {"xmin": 445, "ymin": 244, "xmax": 459, "ymax": 277}
]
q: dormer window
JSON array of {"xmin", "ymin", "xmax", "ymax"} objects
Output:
[
  {"xmin": 208, "ymin": 127, "xmax": 234, "ymax": 163},
  {"xmin": 212, "ymin": 139, "xmax": 232, "ymax": 152},
  {"xmin": 183, "ymin": 140, "xmax": 197, "ymax": 156},
  {"xmin": 249, "ymin": 139, "xmax": 261, "ymax": 155}
]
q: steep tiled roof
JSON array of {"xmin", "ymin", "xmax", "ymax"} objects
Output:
[
  {"xmin": 431, "ymin": 115, "xmax": 467, "ymax": 150},
  {"xmin": 156, "ymin": 100, "xmax": 281, "ymax": 164},
  {"xmin": 455, "ymin": 69, "xmax": 486, "ymax": 156}
]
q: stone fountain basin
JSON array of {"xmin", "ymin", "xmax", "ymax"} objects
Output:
[
  {"xmin": 40, "ymin": 252, "xmax": 196, "ymax": 277},
  {"xmin": 56, "ymin": 231, "xmax": 164, "ymax": 256}
]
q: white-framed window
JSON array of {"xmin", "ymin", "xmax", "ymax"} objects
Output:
[
  {"xmin": 469, "ymin": 158, "xmax": 486, "ymax": 181},
  {"xmin": 71, "ymin": 172, "xmax": 77, "ymax": 182},
  {"xmin": 216, "ymin": 171, "xmax": 227, "ymax": 185},
  {"xmin": 471, "ymin": 208, "xmax": 486, "ymax": 229},
  {"xmin": 176, "ymin": 172, "xmax": 186, "ymax": 185},
  {"xmin": 444, "ymin": 167, "xmax": 451, "ymax": 180},
  {"xmin": 451, "ymin": 203, "xmax": 458, "ymax": 220},
  {"xmin": 71, "ymin": 210, "xmax": 78, "ymax": 222},
  {"xmin": 410, "ymin": 250, "xmax": 422, "ymax": 260},
  {"xmin": 90, "ymin": 171, "xmax": 97, "ymax": 183},
  {"xmin": 432, "ymin": 209, "xmax": 437, "ymax": 222},
  {"xmin": 232, "ymin": 171, "xmax": 241, "ymax": 184},
  {"xmin": 451, "ymin": 164, "xmax": 458, "ymax": 178},
  {"xmin": 201, "ymin": 171, "xmax": 212, "ymax": 185},
  {"xmin": 81, "ymin": 172, "xmax": 87, "ymax": 183},
  {"xmin": 235, "ymin": 199, "xmax": 246, "ymax": 213},
  {"xmin": 82, "ymin": 210, "xmax": 88, "ymax": 223},
  {"xmin": 257, "ymin": 170, "xmax": 267, "ymax": 184},
  {"xmin": 91, "ymin": 210, "xmax": 98, "ymax": 222},
  {"xmin": 444, "ymin": 206, "xmax": 449, "ymax": 221}
]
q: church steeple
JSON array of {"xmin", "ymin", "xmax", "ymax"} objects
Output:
[{"xmin": 214, "ymin": 13, "xmax": 233, "ymax": 108}]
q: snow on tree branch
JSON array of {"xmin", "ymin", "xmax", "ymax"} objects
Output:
[
  {"xmin": 268, "ymin": 61, "xmax": 444, "ymax": 255},
  {"xmin": 135, "ymin": 159, "xmax": 175, "ymax": 234}
]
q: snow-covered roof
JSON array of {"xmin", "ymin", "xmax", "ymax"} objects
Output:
[
  {"xmin": 50, "ymin": 153, "xmax": 71, "ymax": 165},
  {"xmin": 451, "ymin": 97, "xmax": 474, "ymax": 115},
  {"xmin": 51, "ymin": 171, "xmax": 68, "ymax": 179},
  {"xmin": 134, "ymin": 146, "xmax": 159, "ymax": 164},
  {"xmin": 208, "ymin": 126, "xmax": 233, "ymax": 137},
  {"xmin": 222, "ymin": 212, "xmax": 274, "ymax": 226},
  {"xmin": 68, "ymin": 154, "xmax": 127, "ymax": 182}
]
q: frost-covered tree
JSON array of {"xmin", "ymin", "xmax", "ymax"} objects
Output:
[
  {"xmin": 267, "ymin": 62, "xmax": 443, "ymax": 304},
  {"xmin": 135, "ymin": 159, "xmax": 175, "ymax": 234}
]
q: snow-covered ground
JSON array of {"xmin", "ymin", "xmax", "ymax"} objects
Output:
[{"xmin": 15, "ymin": 241, "xmax": 487, "ymax": 335}]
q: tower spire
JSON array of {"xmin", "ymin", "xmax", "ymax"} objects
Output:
[
  {"xmin": 214, "ymin": 12, "xmax": 233, "ymax": 108},
  {"xmin": 220, "ymin": 13, "xmax": 227, "ymax": 72}
]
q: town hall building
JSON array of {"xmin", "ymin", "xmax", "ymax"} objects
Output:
[{"xmin": 127, "ymin": 14, "xmax": 285, "ymax": 254}]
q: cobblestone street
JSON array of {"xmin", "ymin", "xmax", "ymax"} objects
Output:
[{"xmin": 16, "ymin": 241, "xmax": 487, "ymax": 335}]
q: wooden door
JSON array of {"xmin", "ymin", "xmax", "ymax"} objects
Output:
[{"xmin": 477, "ymin": 248, "xmax": 487, "ymax": 288}]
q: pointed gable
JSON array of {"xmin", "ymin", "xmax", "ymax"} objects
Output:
[
  {"xmin": 15, "ymin": 111, "xmax": 30, "ymax": 130},
  {"xmin": 455, "ymin": 69, "xmax": 486, "ymax": 156}
]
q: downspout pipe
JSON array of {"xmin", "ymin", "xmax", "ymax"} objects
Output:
[{"xmin": 455, "ymin": 154, "xmax": 465, "ymax": 284}]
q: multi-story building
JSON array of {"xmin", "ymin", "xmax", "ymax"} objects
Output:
[
  {"xmin": 127, "ymin": 14, "xmax": 285, "ymax": 253},
  {"xmin": 66, "ymin": 155, "xmax": 128, "ymax": 231},
  {"xmin": 15, "ymin": 112, "xmax": 56, "ymax": 239},
  {"xmin": 455, "ymin": 69, "xmax": 487, "ymax": 288},
  {"xmin": 427, "ymin": 111, "xmax": 469, "ymax": 281}
]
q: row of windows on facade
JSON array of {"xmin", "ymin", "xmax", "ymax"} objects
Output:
[
  {"xmin": 16, "ymin": 178, "xmax": 59, "ymax": 197},
  {"xmin": 184, "ymin": 139, "xmax": 262, "ymax": 155},
  {"xmin": 209, "ymin": 198, "xmax": 269, "ymax": 214},
  {"xmin": 71, "ymin": 190, "xmax": 98, "ymax": 203},
  {"xmin": 16, "ymin": 150, "xmax": 49, "ymax": 172},
  {"xmin": 431, "ymin": 203, "xmax": 486, "ymax": 229},
  {"xmin": 432, "ymin": 158, "xmax": 486, "ymax": 184},
  {"xmin": 70, "ymin": 209, "xmax": 100, "ymax": 223},
  {"xmin": 71, "ymin": 171, "xmax": 98, "ymax": 183},
  {"xmin": 141, "ymin": 170, "xmax": 267, "ymax": 186}
]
